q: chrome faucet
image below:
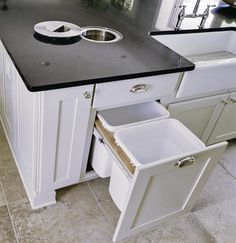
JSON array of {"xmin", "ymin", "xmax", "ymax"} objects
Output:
[
  {"xmin": 193, "ymin": 0, "xmax": 201, "ymax": 15},
  {"xmin": 175, "ymin": 0, "xmax": 215, "ymax": 30}
]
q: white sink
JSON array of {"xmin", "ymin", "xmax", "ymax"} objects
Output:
[{"xmin": 153, "ymin": 30, "xmax": 236, "ymax": 98}]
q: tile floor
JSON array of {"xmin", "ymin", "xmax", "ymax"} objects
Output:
[{"xmin": 0, "ymin": 121, "xmax": 236, "ymax": 243}]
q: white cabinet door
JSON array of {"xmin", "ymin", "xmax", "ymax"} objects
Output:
[
  {"xmin": 113, "ymin": 142, "xmax": 227, "ymax": 242},
  {"xmin": 2, "ymin": 48, "xmax": 16, "ymax": 142},
  {"xmin": 38, "ymin": 85, "xmax": 94, "ymax": 192},
  {"xmin": 208, "ymin": 92, "xmax": 236, "ymax": 144},
  {"xmin": 15, "ymin": 73, "xmax": 37, "ymax": 188},
  {"xmin": 168, "ymin": 94, "xmax": 229, "ymax": 143}
]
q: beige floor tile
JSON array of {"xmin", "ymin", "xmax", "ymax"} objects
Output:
[
  {"xmin": 19, "ymin": 239, "xmax": 48, "ymax": 243},
  {"xmin": 0, "ymin": 144, "xmax": 20, "ymax": 181},
  {"xmin": 0, "ymin": 121, "xmax": 7, "ymax": 145},
  {"xmin": 88, "ymin": 178, "xmax": 120, "ymax": 226},
  {"xmin": 0, "ymin": 183, "xmax": 6, "ymax": 206},
  {"xmin": 9, "ymin": 183, "xmax": 114, "ymax": 242},
  {"xmin": 19, "ymin": 238, "xmax": 64, "ymax": 243},
  {"xmin": 0, "ymin": 205, "xmax": 17, "ymax": 242},
  {"xmin": 1, "ymin": 177, "xmax": 27, "ymax": 203},
  {"xmin": 194, "ymin": 197, "xmax": 236, "ymax": 243},
  {"xmin": 122, "ymin": 213, "xmax": 216, "ymax": 243},
  {"xmin": 220, "ymin": 139, "xmax": 236, "ymax": 178},
  {"xmin": 192, "ymin": 164, "xmax": 236, "ymax": 211},
  {"xmin": 0, "ymin": 122, "xmax": 19, "ymax": 180}
]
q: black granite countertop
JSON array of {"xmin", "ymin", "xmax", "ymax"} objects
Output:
[{"xmin": 0, "ymin": 0, "xmax": 235, "ymax": 91}]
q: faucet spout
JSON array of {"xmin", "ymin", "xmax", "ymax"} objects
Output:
[
  {"xmin": 193, "ymin": 0, "xmax": 201, "ymax": 15},
  {"xmin": 175, "ymin": 1, "xmax": 215, "ymax": 30}
]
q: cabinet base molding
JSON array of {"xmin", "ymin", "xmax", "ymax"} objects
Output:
[
  {"xmin": 80, "ymin": 170, "xmax": 99, "ymax": 183},
  {"xmin": 0, "ymin": 115, "xmax": 57, "ymax": 209},
  {"xmin": 29, "ymin": 191, "xmax": 56, "ymax": 210}
]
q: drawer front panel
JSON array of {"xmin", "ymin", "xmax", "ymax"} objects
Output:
[
  {"xmin": 93, "ymin": 73, "xmax": 180, "ymax": 109},
  {"xmin": 113, "ymin": 142, "xmax": 227, "ymax": 242}
]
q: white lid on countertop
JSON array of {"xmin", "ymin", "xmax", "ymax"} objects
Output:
[{"xmin": 34, "ymin": 21, "xmax": 82, "ymax": 38}]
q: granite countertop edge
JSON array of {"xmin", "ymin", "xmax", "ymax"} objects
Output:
[{"xmin": 1, "ymin": 36, "xmax": 195, "ymax": 92}]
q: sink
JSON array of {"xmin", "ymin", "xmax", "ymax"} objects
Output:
[
  {"xmin": 80, "ymin": 27, "xmax": 123, "ymax": 43},
  {"xmin": 152, "ymin": 30, "xmax": 236, "ymax": 98}
]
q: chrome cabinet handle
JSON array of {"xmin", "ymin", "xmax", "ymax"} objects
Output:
[
  {"xmin": 83, "ymin": 91, "xmax": 92, "ymax": 99},
  {"xmin": 175, "ymin": 156, "xmax": 195, "ymax": 168},
  {"xmin": 130, "ymin": 84, "xmax": 149, "ymax": 94}
]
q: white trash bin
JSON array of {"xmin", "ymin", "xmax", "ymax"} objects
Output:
[
  {"xmin": 91, "ymin": 101, "xmax": 169, "ymax": 178},
  {"xmin": 109, "ymin": 118, "xmax": 205, "ymax": 210}
]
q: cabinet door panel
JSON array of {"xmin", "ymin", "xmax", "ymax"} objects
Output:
[
  {"xmin": 38, "ymin": 85, "xmax": 94, "ymax": 192},
  {"xmin": 168, "ymin": 94, "xmax": 229, "ymax": 143},
  {"xmin": 0, "ymin": 42, "xmax": 4, "ymax": 108},
  {"xmin": 113, "ymin": 142, "xmax": 227, "ymax": 242},
  {"xmin": 2, "ymin": 48, "xmax": 16, "ymax": 141},
  {"xmin": 15, "ymin": 74, "xmax": 36, "ymax": 182},
  {"xmin": 208, "ymin": 92, "xmax": 236, "ymax": 144}
]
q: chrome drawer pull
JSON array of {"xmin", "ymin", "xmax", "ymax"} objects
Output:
[
  {"xmin": 130, "ymin": 84, "xmax": 149, "ymax": 94},
  {"xmin": 83, "ymin": 91, "xmax": 92, "ymax": 99},
  {"xmin": 175, "ymin": 156, "xmax": 195, "ymax": 168}
]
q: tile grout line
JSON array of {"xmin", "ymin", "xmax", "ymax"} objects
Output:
[
  {"xmin": 191, "ymin": 213, "xmax": 218, "ymax": 243},
  {"xmin": 218, "ymin": 162, "xmax": 236, "ymax": 180},
  {"xmin": 0, "ymin": 181, "xmax": 19, "ymax": 243},
  {"xmin": 87, "ymin": 182, "xmax": 115, "ymax": 227},
  {"xmin": 7, "ymin": 198, "xmax": 28, "ymax": 206}
]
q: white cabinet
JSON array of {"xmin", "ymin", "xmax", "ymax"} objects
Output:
[
  {"xmin": 168, "ymin": 92, "xmax": 236, "ymax": 145},
  {"xmin": 15, "ymin": 82, "xmax": 94, "ymax": 208},
  {"xmin": 168, "ymin": 94, "xmax": 230, "ymax": 143},
  {"xmin": 0, "ymin": 42, "xmax": 95, "ymax": 208},
  {"xmin": 0, "ymin": 38, "xmax": 231, "ymax": 242},
  {"xmin": 208, "ymin": 92, "xmax": 236, "ymax": 144}
]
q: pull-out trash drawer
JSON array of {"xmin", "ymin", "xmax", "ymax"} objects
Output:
[{"xmin": 90, "ymin": 100, "xmax": 228, "ymax": 242}]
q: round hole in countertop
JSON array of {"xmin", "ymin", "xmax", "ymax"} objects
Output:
[{"xmin": 80, "ymin": 27, "xmax": 123, "ymax": 43}]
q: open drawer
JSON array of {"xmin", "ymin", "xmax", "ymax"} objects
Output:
[{"xmin": 90, "ymin": 101, "xmax": 227, "ymax": 242}]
